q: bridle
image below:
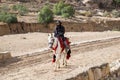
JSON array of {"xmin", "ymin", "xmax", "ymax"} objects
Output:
[{"xmin": 48, "ymin": 37, "xmax": 55, "ymax": 48}]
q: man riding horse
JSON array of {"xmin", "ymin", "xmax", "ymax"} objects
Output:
[
  {"xmin": 48, "ymin": 20, "xmax": 71, "ymax": 70},
  {"xmin": 54, "ymin": 20, "xmax": 71, "ymax": 56}
]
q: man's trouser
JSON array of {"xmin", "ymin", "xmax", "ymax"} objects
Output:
[{"xmin": 59, "ymin": 35, "xmax": 70, "ymax": 53}]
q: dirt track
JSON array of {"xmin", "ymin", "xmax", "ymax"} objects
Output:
[
  {"xmin": 0, "ymin": 36, "xmax": 120, "ymax": 80},
  {"xmin": 1, "ymin": 31, "xmax": 120, "ymax": 56}
]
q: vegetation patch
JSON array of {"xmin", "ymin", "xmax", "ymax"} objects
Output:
[
  {"xmin": 38, "ymin": 6, "xmax": 53, "ymax": 23},
  {"xmin": 0, "ymin": 12, "xmax": 18, "ymax": 23},
  {"xmin": 12, "ymin": 4, "xmax": 28, "ymax": 16},
  {"xmin": 53, "ymin": 1, "xmax": 75, "ymax": 18}
]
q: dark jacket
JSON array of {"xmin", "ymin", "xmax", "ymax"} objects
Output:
[{"xmin": 54, "ymin": 25, "xmax": 65, "ymax": 37}]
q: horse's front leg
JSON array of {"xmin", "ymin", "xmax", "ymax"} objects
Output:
[
  {"xmin": 57, "ymin": 53, "xmax": 61, "ymax": 68},
  {"xmin": 63, "ymin": 52, "xmax": 67, "ymax": 66},
  {"xmin": 54, "ymin": 54, "xmax": 61, "ymax": 70}
]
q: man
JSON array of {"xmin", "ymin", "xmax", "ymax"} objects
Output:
[
  {"xmin": 54, "ymin": 20, "xmax": 71, "ymax": 55},
  {"xmin": 54, "ymin": 20, "xmax": 65, "ymax": 41}
]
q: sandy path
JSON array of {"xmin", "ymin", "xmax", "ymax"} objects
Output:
[
  {"xmin": 0, "ymin": 37, "xmax": 120, "ymax": 80},
  {"xmin": 0, "ymin": 31, "xmax": 120, "ymax": 56}
]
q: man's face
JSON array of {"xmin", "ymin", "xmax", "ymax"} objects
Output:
[{"xmin": 56, "ymin": 23, "xmax": 60, "ymax": 25}]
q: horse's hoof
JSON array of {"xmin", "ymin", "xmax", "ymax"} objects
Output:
[
  {"xmin": 54, "ymin": 70, "xmax": 57, "ymax": 72},
  {"xmin": 65, "ymin": 64, "xmax": 67, "ymax": 66},
  {"xmin": 63, "ymin": 63, "xmax": 64, "ymax": 65}
]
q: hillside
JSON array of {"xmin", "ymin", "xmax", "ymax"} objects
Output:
[{"xmin": 0, "ymin": 0, "xmax": 120, "ymax": 23}]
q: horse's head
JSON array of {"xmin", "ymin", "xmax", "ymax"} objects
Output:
[{"xmin": 48, "ymin": 33, "xmax": 54, "ymax": 48}]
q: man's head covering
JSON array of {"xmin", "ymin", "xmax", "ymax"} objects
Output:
[{"xmin": 56, "ymin": 20, "xmax": 62, "ymax": 25}]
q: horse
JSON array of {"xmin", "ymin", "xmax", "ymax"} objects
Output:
[{"xmin": 48, "ymin": 33, "xmax": 71, "ymax": 70}]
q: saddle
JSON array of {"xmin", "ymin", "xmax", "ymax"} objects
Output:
[
  {"xmin": 52, "ymin": 37, "xmax": 71, "ymax": 62},
  {"xmin": 58, "ymin": 37, "xmax": 71, "ymax": 52}
]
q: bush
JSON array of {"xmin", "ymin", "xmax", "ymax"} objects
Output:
[
  {"xmin": 53, "ymin": 1, "xmax": 75, "ymax": 18},
  {"xmin": 38, "ymin": 6, "xmax": 53, "ymax": 23},
  {"xmin": 85, "ymin": 11, "xmax": 92, "ymax": 17},
  {"xmin": 12, "ymin": 4, "xmax": 28, "ymax": 15},
  {"xmin": 53, "ymin": 1, "xmax": 66, "ymax": 15},
  {"xmin": 114, "ymin": 0, "xmax": 120, "ymax": 3},
  {"xmin": 111, "ymin": 10, "xmax": 120, "ymax": 18},
  {"xmin": 0, "ymin": 12, "xmax": 18, "ymax": 23},
  {"xmin": 78, "ymin": 10, "xmax": 92, "ymax": 17},
  {"xmin": 61, "ymin": 6, "xmax": 75, "ymax": 18},
  {"xmin": 103, "ymin": 11, "xmax": 111, "ymax": 17},
  {"xmin": 0, "ymin": 5, "xmax": 10, "ymax": 13}
]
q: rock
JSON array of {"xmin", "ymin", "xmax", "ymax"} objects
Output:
[
  {"xmin": 82, "ymin": 0, "xmax": 113, "ymax": 9},
  {"xmin": 0, "ymin": 54, "xmax": 3, "ymax": 61},
  {"xmin": 101, "ymin": 63, "xmax": 110, "ymax": 77},
  {"xmin": 0, "ymin": 51, "xmax": 12, "ymax": 62},
  {"xmin": 87, "ymin": 68, "xmax": 94, "ymax": 80},
  {"xmin": 78, "ymin": 72, "xmax": 89, "ymax": 80},
  {"xmin": 3, "ymin": 51, "xmax": 11, "ymax": 60},
  {"xmin": 93, "ymin": 67, "xmax": 102, "ymax": 80},
  {"xmin": 117, "ymin": 68, "xmax": 120, "ymax": 77}
]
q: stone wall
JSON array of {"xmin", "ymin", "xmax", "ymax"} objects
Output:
[
  {"xmin": 0, "ymin": 20, "xmax": 120, "ymax": 36},
  {"xmin": 0, "ymin": 51, "xmax": 11, "ymax": 62},
  {"xmin": 67, "ymin": 59, "xmax": 120, "ymax": 80}
]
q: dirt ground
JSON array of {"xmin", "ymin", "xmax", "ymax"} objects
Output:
[
  {"xmin": 0, "ymin": 32, "xmax": 120, "ymax": 80},
  {"xmin": 0, "ymin": 31, "xmax": 120, "ymax": 56}
]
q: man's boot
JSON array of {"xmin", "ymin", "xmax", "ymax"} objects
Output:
[{"xmin": 64, "ymin": 41, "xmax": 71, "ymax": 59}]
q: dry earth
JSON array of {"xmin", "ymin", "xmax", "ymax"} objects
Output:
[
  {"xmin": 0, "ymin": 31, "xmax": 120, "ymax": 56},
  {"xmin": 0, "ymin": 32, "xmax": 120, "ymax": 80}
]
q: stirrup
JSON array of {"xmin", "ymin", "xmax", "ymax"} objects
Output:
[
  {"xmin": 52, "ymin": 54, "xmax": 56, "ymax": 62},
  {"xmin": 67, "ymin": 49, "xmax": 71, "ymax": 54}
]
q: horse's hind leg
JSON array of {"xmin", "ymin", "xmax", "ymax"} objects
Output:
[
  {"xmin": 62, "ymin": 52, "xmax": 65, "ymax": 65},
  {"xmin": 54, "ymin": 60, "xmax": 60, "ymax": 71}
]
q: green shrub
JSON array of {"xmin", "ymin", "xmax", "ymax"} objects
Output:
[
  {"xmin": 103, "ymin": 11, "xmax": 111, "ymax": 17},
  {"xmin": 38, "ymin": 6, "xmax": 53, "ymax": 23},
  {"xmin": 0, "ymin": 12, "xmax": 6, "ymax": 22},
  {"xmin": 53, "ymin": 1, "xmax": 66, "ymax": 15},
  {"xmin": 114, "ymin": 0, "xmax": 120, "ymax": 3},
  {"xmin": 61, "ymin": 6, "xmax": 75, "ymax": 18},
  {"xmin": 111, "ymin": 10, "xmax": 120, "ymax": 18},
  {"xmin": 53, "ymin": 1, "xmax": 75, "ymax": 18},
  {"xmin": 12, "ymin": 4, "xmax": 28, "ymax": 15},
  {"xmin": 0, "ymin": 5, "xmax": 10, "ymax": 13},
  {"xmin": 85, "ymin": 11, "xmax": 92, "ymax": 17},
  {"xmin": 0, "ymin": 12, "xmax": 18, "ymax": 23}
]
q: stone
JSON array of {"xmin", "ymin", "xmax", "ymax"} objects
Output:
[
  {"xmin": 0, "ymin": 51, "xmax": 12, "ymax": 61},
  {"xmin": 87, "ymin": 68, "xmax": 94, "ymax": 80},
  {"xmin": 79, "ymin": 72, "xmax": 89, "ymax": 80},
  {"xmin": 101, "ymin": 63, "xmax": 110, "ymax": 77},
  {"xmin": 0, "ymin": 54, "xmax": 3, "ymax": 61},
  {"xmin": 3, "ymin": 51, "xmax": 11, "ymax": 60},
  {"xmin": 117, "ymin": 68, "xmax": 120, "ymax": 76},
  {"xmin": 93, "ymin": 67, "xmax": 102, "ymax": 80}
]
